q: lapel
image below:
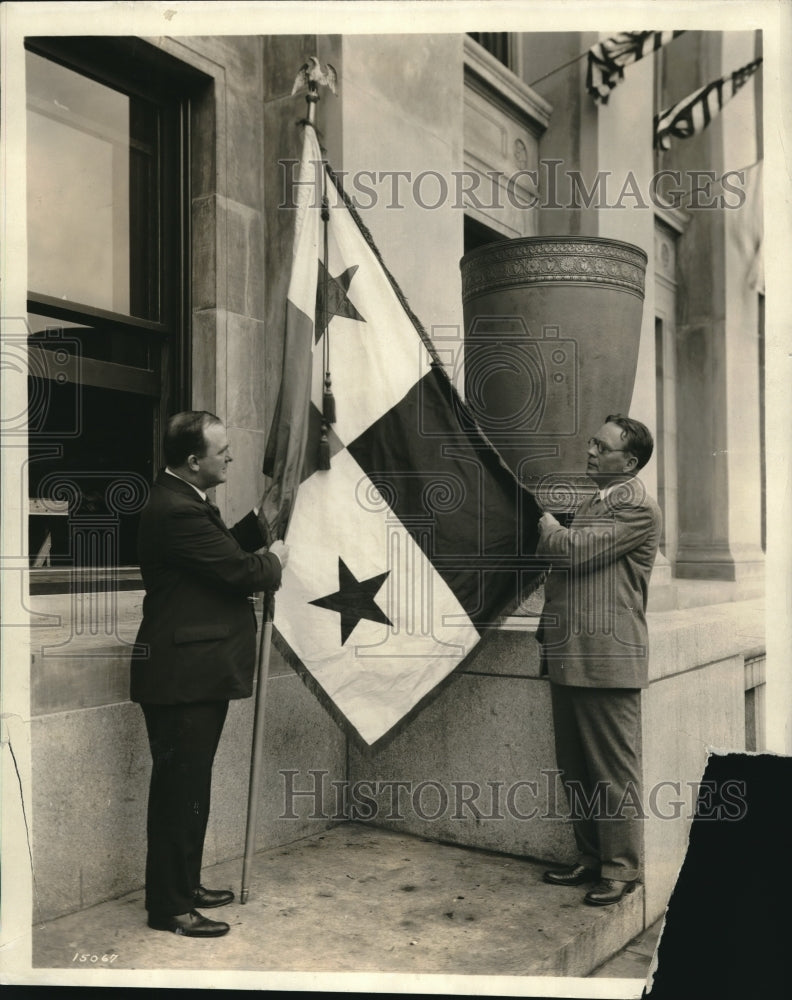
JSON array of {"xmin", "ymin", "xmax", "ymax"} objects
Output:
[
  {"xmin": 155, "ymin": 470, "xmax": 228, "ymax": 530},
  {"xmin": 576, "ymin": 476, "xmax": 645, "ymax": 521},
  {"xmin": 575, "ymin": 491, "xmax": 601, "ymax": 520},
  {"xmin": 204, "ymin": 499, "xmax": 227, "ymax": 529}
]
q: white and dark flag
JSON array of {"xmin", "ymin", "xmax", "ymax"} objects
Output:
[
  {"xmin": 654, "ymin": 58, "xmax": 763, "ymax": 150},
  {"xmin": 262, "ymin": 125, "xmax": 543, "ymax": 745},
  {"xmin": 587, "ymin": 31, "xmax": 685, "ymax": 104}
]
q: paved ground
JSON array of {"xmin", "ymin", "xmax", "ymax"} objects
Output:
[
  {"xmin": 593, "ymin": 918, "xmax": 663, "ymax": 980},
  {"xmin": 31, "ymin": 822, "xmax": 661, "ymax": 992}
]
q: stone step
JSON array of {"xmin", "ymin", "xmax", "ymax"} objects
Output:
[{"xmin": 33, "ymin": 822, "xmax": 646, "ymax": 983}]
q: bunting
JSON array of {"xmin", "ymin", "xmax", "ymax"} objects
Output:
[
  {"xmin": 262, "ymin": 125, "xmax": 544, "ymax": 745},
  {"xmin": 587, "ymin": 31, "xmax": 685, "ymax": 104},
  {"xmin": 654, "ymin": 58, "xmax": 763, "ymax": 150}
]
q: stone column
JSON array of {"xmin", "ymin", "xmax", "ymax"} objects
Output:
[
  {"xmin": 591, "ymin": 35, "xmax": 674, "ymax": 603},
  {"xmin": 671, "ymin": 32, "xmax": 764, "ymax": 586}
]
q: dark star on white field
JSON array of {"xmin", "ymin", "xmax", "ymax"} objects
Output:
[
  {"xmin": 309, "ymin": 557, "xmax": 392, "ymax": 645},
  {"xmin": 315, "ymin": 260, "xmax": 365, "ymax": 340}
]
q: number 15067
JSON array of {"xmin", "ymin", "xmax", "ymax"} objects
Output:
[{"xmin": 71, "ymin": 952, "xmax": 118, "ymax": 964}]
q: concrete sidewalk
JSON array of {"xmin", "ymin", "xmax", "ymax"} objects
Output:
[{"xmin": 33, "ymin": 822, "xmax": 660, "ymax": 990}]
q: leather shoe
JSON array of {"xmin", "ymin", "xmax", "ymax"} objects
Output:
[
  {"xmin": 543, "ymin": 863, "xmax": 598, "ymax": 887},
  {"xmin": 193, "ymin": 885, "xmax": 235, "ymax": 908},
  {"xmin": 147, "ymin": 909, "xmax": 230, "ymax": 937},
  {"xmin": 584, "ymin": 878, "xmax": 638, "ymax": 906}
]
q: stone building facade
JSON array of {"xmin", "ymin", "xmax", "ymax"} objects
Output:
[{"xmin": 1, "ymin": 27, "xmax": 772, "ymax": 954}]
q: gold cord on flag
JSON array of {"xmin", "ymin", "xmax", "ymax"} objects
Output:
[
  {"xmin": 292, "ymin": 56, "xmax": 340, "ymax": 471},
  {"xmin": 319, "ymin": 186, "xmax": 336, "ymax": 470}
]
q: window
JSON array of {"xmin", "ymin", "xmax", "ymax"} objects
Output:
[
  {"xmin": 25, "ymin": 38, "xmax": 193, "ymax": 588},
  {"xmin": 464, "ymin": 215, "xmax": 506, "ymax": 255},
  {"xmin": 467, "ymin": 33, "xmax": 512, "ymax": 69}
]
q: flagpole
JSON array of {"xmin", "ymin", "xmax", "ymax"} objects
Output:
[
  {"xmin": 240, "ymin": 589, "xmax": 275, "ymax": 903},
  {"xmin": 240, "ymin": 59, "xmax": 334, "ymax": 902}
]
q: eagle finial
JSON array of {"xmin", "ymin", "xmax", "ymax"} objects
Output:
[{"xmin": 291, "ymin": 56, "xmax": 338, "ymax": 97}]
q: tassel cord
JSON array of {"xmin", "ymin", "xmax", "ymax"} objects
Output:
[
  {"xmin": 318, "ymin": 160, "xmax": 334, "ymax": 470},
  {"xmin": 320, "ymin": 165, "xmax": 336, "ymax": 429},
  {"xmin": 322, "ymin": 191, "xmax": 330, "ymax": 381}
]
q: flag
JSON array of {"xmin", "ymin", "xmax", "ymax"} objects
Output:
[
  {"xmin": 727, "ymin": 159, "xmax": 764, "ymax": 292},
  {"xmin": 654, "ymin": 58, "xmax": 763, "ymax": 150},
  {"xmin": 263, "ymin": 125, "xmax": 544, "ymax": 745},
  {"xmin": 587, "ymin": 31, "xmax": 685, "ymax": 104},
  {"xmin": 259, "ymin": 126, "xmax": 322, "ymax": 540}
]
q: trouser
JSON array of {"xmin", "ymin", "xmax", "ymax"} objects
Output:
[
  {"xmin": 141, "ymin": 700, "xmax": 229, "ymax": 916},
  {"xmin": 549, "ymin": 683, "xmax": 643, "ymax": 881}
]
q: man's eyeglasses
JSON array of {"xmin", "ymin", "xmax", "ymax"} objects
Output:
[{"xmin": 588, "ymin": 437, "xmax": 627, "ymax": 456}]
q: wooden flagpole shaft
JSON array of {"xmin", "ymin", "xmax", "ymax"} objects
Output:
[
  {"xmin": 240, "ymin": 591, "xmax": 275, "ymax": 904},
  {"xmin": 306, "ymin": 85, "xmax": 318, "ymax": 125},
  {"xmin": 241, "ymin": 76, "xmax": 319, "ymax": 903}
]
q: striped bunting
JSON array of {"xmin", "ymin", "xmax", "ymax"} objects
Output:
[
  {"xmin": 263, "ymin": 125, "xmax": 544, "ymax": 745},
  {"xmin": 587, "ymin": 31, "xmax": 685, "ymax": 104},
  {"xmin": 654, "ymin": 58, "xmax": 763, "ymax": 150}
]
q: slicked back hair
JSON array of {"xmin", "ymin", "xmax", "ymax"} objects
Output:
[
  {"xmin": 605, "ymin": 413, "xmax": 654, "ymax": 471},
  {"xmin": 164, "ymin": 411, "xmax": 223, "ymax": 468}
]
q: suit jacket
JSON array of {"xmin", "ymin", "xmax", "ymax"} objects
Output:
[
  {"xmin": 130, "ymin": 471, "xmax": 282, "ymax": 705},
  {"xmin": 536, "ymin": 476, "xmax": 661, "ymax": 689}
]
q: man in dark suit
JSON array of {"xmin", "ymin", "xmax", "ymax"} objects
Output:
[
  {"xmin": 537, "ymin": 414, "xmax": 661, "ymax": 906},
  {"xmin": 131, "ymin": 411, "xmax": 287, "ymax": 937}
]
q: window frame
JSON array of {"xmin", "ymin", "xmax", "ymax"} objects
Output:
[
  {"xmin": 25, "ymin": 36, "xmax": 200, "ymax": 593},
  {"xmin": 467, "ymin": 32, "xmax": 514, "ymax": 71}
]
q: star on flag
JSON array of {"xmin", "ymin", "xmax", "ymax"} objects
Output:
[
  {"xmin": 309, "ymin": 557, "xmax": 392, "ymax": 646},
  {"xmin": 315, "ymin": 261, "xmax": 365, "ymax": 339}
]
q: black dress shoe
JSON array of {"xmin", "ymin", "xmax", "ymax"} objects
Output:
[
  {"xmin": 543, "ymin": 863, "xmax": 599, "ymax": 886},
  {"xmin": 147, "ymin": 909, "xmax": 230, "ymax": 937},
  {"xmin": 193, "ymin": 885, "xmax": 235, "ymax": 908},
  {"xmin": 584, "ymin": 878, "xmax": 638, "ymax": 906}
]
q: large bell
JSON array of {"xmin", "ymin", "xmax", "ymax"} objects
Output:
[{"xmin": 460, "ymin": 235, "xmax": 647, "ymax": 511}]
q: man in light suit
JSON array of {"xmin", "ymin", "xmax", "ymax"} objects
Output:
[
  {"xmin": 132, "ymin": 411, "xmax": 288, "ymax": 937},
  {"xmin": 538, "ymin": 414, "xmax": 661, "ymax": 906}
]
